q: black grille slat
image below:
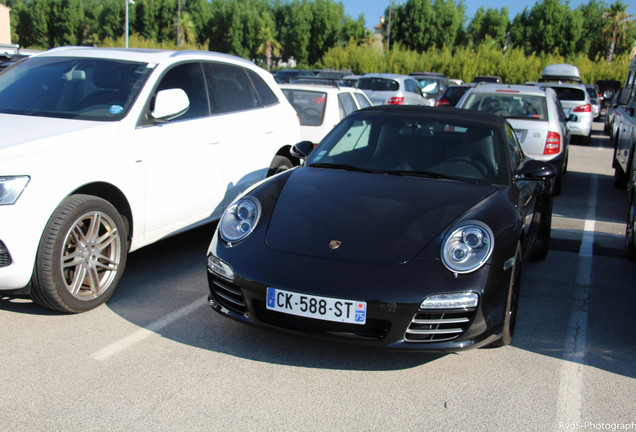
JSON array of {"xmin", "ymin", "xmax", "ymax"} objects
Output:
[
  {"xmin": 0, "ymin": 241, "xmax": 11, "ymax": 268},
  {"xmin": 404, "ymin": 309, "xmax": 475, "ymax": 343},
  {"xmin": 209, "ymin": 276, "xmax": 247, "ymax": 315}
]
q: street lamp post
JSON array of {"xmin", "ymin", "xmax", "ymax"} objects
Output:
[{"xmin": 125, "ymin": 0, "xmax": 135, "ymax": 48}]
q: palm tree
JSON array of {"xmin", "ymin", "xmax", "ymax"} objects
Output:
[
  {"xmin": 602, "ymin": 1, "xmax": 634, "ymax": 64},
  {"xmin": 256, "ymin": 23, "xmax": 281, "ymax": 72}
]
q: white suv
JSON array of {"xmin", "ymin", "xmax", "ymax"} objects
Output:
[{"xmin": 0, "ymin": 47, "xmax": 300, "ymax": 312}]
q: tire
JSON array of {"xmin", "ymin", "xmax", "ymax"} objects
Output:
[
  {"xmin": 530, "ymin": 193, "xmax": 552, "ymax": 261},
  {"xmin": 626, "ymin": 189, "xmax": 636, "ymax": 261},
  {"xmin": 614, "ymin": 164, "xmax": 627, "ymax": 188},
  {"xmin": 581, "ymin": 132, "xmax": 591, "ymax": 146},
  {"xmin": 491, "ymin": 243, "xmax": 522, "ymax": 347},
  {"xmin": 30, "ymin": 195, "xmax": 128, "ymax": 313},
  {"xmin": 553, "ymin": 173, "xmax": 562, "ymax": 196},
  {"xmin": 267, "ymin": 155, "xmax": 294, "ymax": 177},
  {"xmin": 614, "ymin": 152, "xmax": 633, "ymax": 189}
]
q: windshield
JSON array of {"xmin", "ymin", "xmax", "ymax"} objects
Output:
[
  {"xmin": 545, "ymin": 86, "xmax": 586, "ymax": 101},
  {"xmin": 357, "ymin": 77, "xmax": 399, "ymax": 92},
  {"xmin": 307, "ymin": 113, "xmax": 508, "ymax": 185},
  {"xmin": 281, "ymin": 88, "xmax": 327, "ymax": 126},
  {"xmin": 463, "ymin": 93, "xmax": 548, "ymax": 121},
  {"xmin": 0, "ymin": 56, "xmax": 153, "ymax": 121},
  {"xmin": 416, "ymin": 78, "xmax": 440, "ymax": 95}
]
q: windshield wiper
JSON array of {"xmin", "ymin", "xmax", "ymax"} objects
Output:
[
  {"xmin": 383, "ymin": 170, "xmax": 458, "ymax": 181},
  {"xmin": 308, "ymin": 162, "xmax": 378, "ymax": 173}
]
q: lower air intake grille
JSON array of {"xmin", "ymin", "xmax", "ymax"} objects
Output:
[
  {"xmin": 404, "ymin": 309, "xmax": 475, "ymax": 343},
  {"xmin": 209, "ymin": 275, "xmax": 247, "ymax": 315},
  {"xmin": 0, "ymin": 241, "xmax": 11, "ymax": 268}
]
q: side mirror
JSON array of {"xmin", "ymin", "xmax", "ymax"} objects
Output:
[
  {"xmin": 617, "ymin": 87, "xmax": 631, "ymax": 106},
  {"xmin": 568, "ymin": 114, "xmax": 578, "ymax": 122},
  {"xmin": 150, "ymin": 88, "xmax": 189, "ymax": 123},
  {"xmin": 516, "ymin": 159, "xmax": 556, "ymax": 181},
  {"xmin": 290, "ymin": 140, "xmax": 315, "ymax": 159}
]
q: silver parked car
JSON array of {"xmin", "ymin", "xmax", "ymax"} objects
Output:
[
  {"xmin": 540, "ymin": 83, "xmax": 593, "ymax": 144},
  {"xmin": 459, "ymin": 84, "xmax": 570, "ymax": 195},
  {"xmin": 357, "ymin": 73, "xmax": 433, "ymax": 106},
  {"xmin": 538, "ymin": 64, "xmax": 593, "ymax": 145}
]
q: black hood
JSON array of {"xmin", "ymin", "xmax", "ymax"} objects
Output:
[{"xmin": 265, "ymin": 167, "xmax": 497, "ymax": 265}]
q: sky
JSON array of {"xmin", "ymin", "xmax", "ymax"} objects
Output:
[{"xmin": 342, "ymin": 0, "xmax": 636, "ymax": 30}]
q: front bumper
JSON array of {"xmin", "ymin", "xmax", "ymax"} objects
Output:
[
  {"xmin": 0, "ymin": 204, "xmax": 45, "ymax": 291},
  {"xmin": 567, "ymin": 115, "xmax": 593, "ymax": 137},
  {"xmin": 206, "ymin": 238, "xmax": 513, "ymax": 352}
]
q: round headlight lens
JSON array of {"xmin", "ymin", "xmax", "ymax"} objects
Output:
[
  {"xmin": 219, "ymin": 198, "xmax": 261, "ymax": 243},
  {"xmin": 441, "ymin": 221, "xmax": 494, "ymax": 273}
]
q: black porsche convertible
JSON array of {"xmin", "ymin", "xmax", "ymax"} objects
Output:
[{"xmin": 206, "ymin": 106, "xmax": 555, "ymax": 351}]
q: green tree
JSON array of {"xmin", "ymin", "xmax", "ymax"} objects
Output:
[
  {"xmin": 387, "ymin": 0, "xmax": 465, "ymax": 52},
  {"xmin": 307, "ymin": 0, "xmax": 344, "ymax": 65},
  {"xmin": 49, "ymin": 0, "xmax": 85, "ymax": 46},
  {"xmin": 279, "ymin": 0, "xmax": 313, "ymax": 64},
  {"xmin": 256, "ymin": 17, "xmax": 282, "ymax": 70},
  {"xmin": 468, "ymin": 6, "xmax": 509, "ymax": 49},
  {"xmin": 510, "ymin": 0, "xmax": 584, "ymax": 57},
  {"xmin": 602, "ymin": 1, "xmax": 634, "ymax": 63},
  {"xmin": 133, "ymin": 0, "xmax": 160, "ymax": 41},
  {"xmin": 577, "ymin": 0, "xmax": 605, "ymax": 59},
  {"xmin": 97, "ymin": 0, "xmax": 125, "ymax": 41}
]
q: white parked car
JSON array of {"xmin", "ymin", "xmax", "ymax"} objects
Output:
[
  {"xmin": 538, "ymin": 64, "xmax": 593, "ymax": 144},
  {"xmin": 458, "ymin": 84, "xmax": 570, "ymax": 195},
  {"xmin": 279, "ymin": 82, "xmax": 372, "ymax": 144},
  {"xmin": 0, "ymin": 47, "xmax": 300, "ymax": 312},
  {"xmin": 356, "ymin": 73, "xmax": 433, "ymax": 106}
]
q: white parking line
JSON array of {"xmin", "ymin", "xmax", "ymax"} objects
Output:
[
  {"xmin": 90, "ymin": 296, "xmax": 208, "ymax": 361},
  {"xmin": 555, "ymin": 174, "xmax": 596, "ymax": 427}
]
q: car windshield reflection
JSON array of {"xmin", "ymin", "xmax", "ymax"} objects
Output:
[
  {"xmin": 0, "ymin": 57, "xmax": 153, "ymax": 121},
  {"xmin": 307, "ymin": 114, "xmax": 507, "ymax": 185}
]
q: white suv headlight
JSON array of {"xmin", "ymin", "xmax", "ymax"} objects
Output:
[
  {"xmin": 441, "ymin": 221, "xmax": 494, "ymax": 274},
  {"xmin": 219, "ymin": 198, "xmax": 261, "ymax": 244},
  {"xmin": 0, "ymin": 176, "xmax": 30, "ymax": 205}
]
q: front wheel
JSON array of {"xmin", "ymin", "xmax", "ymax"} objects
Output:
[
  {"xmin": 626, "ymin": 189, "xmax": 636, "ymax": 261},
  {"xmin": 267, "ymin": 155, "xmax": 294, "ymax": 176},
  {"xmin": 530, "ymin": 193, "xmax": 553, "ymax": 261},
  {"xmin": 491, "ymin": 243, "xmax": 522, "ymax": 347},
  {"xmin": 30, "ymin": 195, "xmax": 128, "ymax": 313}
]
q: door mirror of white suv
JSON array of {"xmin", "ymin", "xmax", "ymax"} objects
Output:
[{"xmin": 151, "ymin": 88, "xmax": 190, "ymax": 122}]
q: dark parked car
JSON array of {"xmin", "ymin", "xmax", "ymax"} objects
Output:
[
  {"xmin": 435, "ymin": 84, "xmax": 474, "ymax": 107},
  {"xmin": 272, "ymin": 69, "xmax": 315, "ymax": 83},
  {"xmin": 410, "ymin": 72, "xmax": 449, "ymax": 101},
  {"xmin": 472, "ymin": 76, "xmax": 503, "ymax": 84},
  {"xmin": 627, "ymin": 161, "xmax": 636, "ymax": 260},
  {"xmin": 206, "ymin": 106, "xmax": 556, "ymax": 351}
]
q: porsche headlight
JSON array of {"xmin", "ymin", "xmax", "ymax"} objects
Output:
[
  {"xmin": 441, "ymin": 221, "xmax": 494, "ymax": 274},
  {"xmin": 0, "ymin": 176, "xmax": 30, "ymax": 205},
  {"xmin": 219, "ymin": 198, "xmax": 261, "ymax": 244}
]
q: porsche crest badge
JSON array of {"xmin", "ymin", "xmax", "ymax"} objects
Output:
[{"xmin": 329, "ymin": 240, "xmax": 342, "ymax": 250}]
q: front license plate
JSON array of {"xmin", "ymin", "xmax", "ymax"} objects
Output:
[{"xmin": 266, "ymin": 287, "xmax": 367, "ymax": 325}]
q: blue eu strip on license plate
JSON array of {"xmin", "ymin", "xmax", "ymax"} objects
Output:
[{"xmin": 266, "ymin": 287, "xmax": 367, "ymax": 325}]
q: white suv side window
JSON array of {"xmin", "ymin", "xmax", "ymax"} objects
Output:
[
  {"xmin": 155, "ymin": 62, "xmax": 210, "ymax": 121},
  {"xmin": 203, "ymin": 63, "xmax": 261, "ymax": 114}
]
